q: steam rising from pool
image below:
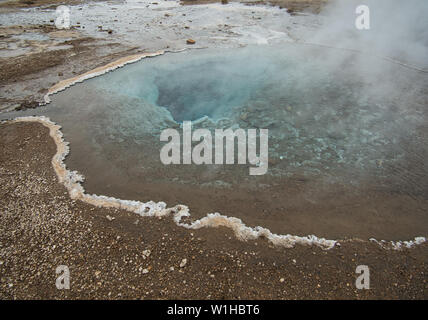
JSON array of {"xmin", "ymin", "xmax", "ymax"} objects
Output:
[
  {"xmin": 1, "ymin": 0, "xmax": 426, "ymax": 243},
  {"xmin": 63, "ymin": 44, "xmax": 427, "ymax": 185},
  {"xmin": 27, "ymin": 41, "xmax": 427, "ymax": 240}
]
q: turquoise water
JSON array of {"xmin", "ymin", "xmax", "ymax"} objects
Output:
[
  {"xmin": 4, "ymin": 44, "xmax": 428, "ymax": 238},
  {"xmin": 50, "ymin": 45, "xmax": 428, "ymax": 185}
]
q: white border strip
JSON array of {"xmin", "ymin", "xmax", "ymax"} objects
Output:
[{"xmin": 43, "ymin": 51, "xmax": 166, "ymax": 104}]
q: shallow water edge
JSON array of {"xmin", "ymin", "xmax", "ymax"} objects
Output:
[{"xmin": 2, "ymin": 114, "xmax": 426, "ymax": 251}]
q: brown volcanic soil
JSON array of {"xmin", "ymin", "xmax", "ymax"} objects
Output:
[
  {"xmin": 0, "ymin": 0, "xmax": 84, "ymax": 9},
  {"xmin": 0, "ymin": 121, "xmax": 427, "ymax": 299},
  {"xmin": 0, "ymin": 0, "xmax": 426, "ymax": 300},
  {"xmin": 0, "ymin": 23, "xmax": 145, "ymax": 112},
  {"xmin": 1, "ymin": 0, "xmax": 326, "ymax": 12}
]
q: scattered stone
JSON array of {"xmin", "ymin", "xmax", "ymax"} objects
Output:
[
  {"xmin": 180, "ymin": 258, "xmax": 187, "ymax": 268},
  {"xmin": 142, "ymin": 249, "xmax": 151, "ymax": 259},
  {"xmin": 186, "ymin": 39, "xmax": 196, "ymax": 45},
  {"xmin": 15, "ymin": 100, "xmax": 39, "ymax": 111},
  {"xmin": 106, "ymin": 215, "xmax": 115, "ymax": 221}
]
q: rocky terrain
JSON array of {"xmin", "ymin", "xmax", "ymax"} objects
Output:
[
  {"xmin": 0, "ymin": 121, "xmax": 427, "ymax": 299},
  {"xmin": 0, "ymin": 0, "xmax": 427, "ymax": 300}
]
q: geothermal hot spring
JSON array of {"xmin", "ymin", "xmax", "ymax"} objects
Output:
[{"xmin": 11, "ymin": 44, "xmax": 428, "ymax": 240}]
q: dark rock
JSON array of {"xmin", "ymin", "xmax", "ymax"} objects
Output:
[{"xmin": 16, "ymin": 100, "xmax": 39, "ymax": 111}]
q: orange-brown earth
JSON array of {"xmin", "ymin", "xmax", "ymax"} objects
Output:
[{"xmin": 0, "ymin": 121, "xmax": 427, "ymax": 299}]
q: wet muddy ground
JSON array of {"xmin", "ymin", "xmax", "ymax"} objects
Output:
[
  {"xmin": 0, "ymin": 0, "xmax": 427, "ymax": 299},
  {"xmin": 0, "ymin": 121, "xmax": 427, "ymax": 299}
]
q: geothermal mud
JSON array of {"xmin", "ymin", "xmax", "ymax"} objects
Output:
[
  {"xmin": 1, "ymin": 0, "xmax": 427, "ymax": 249},
  {"xmin": 3, "ymin": 41, "xmax": 427, "ymax": 249},
  {"xmin": 6, "ymin": 115, "xmax": 426, "ymax": 250},
  {"xmin": 10, "ymin": 43, "xmax": 424, "ymax": 243}
]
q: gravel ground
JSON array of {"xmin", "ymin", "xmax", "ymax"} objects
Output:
[
  {"xmin": 0, "ymin": 121, "xmax": 427, "ymax": 299},
  {"xmin": 1, "ymin": 0, "xmax": 427, "ymax": 300}
]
